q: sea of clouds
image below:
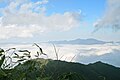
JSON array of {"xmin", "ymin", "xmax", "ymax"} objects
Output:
[{"xmin": 0, "ymin": 43, "xmax": 120, "ymax": 67}]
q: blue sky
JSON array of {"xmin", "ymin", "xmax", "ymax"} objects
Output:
[{"xmin": 0, "ymin": 0, "xmax": 120, "ymax": 43}]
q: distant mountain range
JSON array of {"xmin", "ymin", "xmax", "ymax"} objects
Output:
[
  {"xmin": 117, "ymin": 42, "xmax": 120, "ymax": 44},
  {"xmin": 49, "ymin": 38, "xmax": 114, "ymax": 45}
]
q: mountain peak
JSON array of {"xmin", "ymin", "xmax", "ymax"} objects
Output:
[{"xmin": 49, "ymin": 38, "xmax": 107, "ymax": 45}]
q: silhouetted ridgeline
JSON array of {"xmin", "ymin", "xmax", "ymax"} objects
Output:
[
  {"xmin": 49, "ymin": 38, "xmax": 113, "ymax": 45},
  {"xmin": 2, "ymin": 58, "xmax": 120, "ymax": 80}
]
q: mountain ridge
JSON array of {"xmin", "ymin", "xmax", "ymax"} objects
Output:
[
  {"xmin": 49, "ymin": 38, "xmax": 113, "ymax": 45},
  {"xmin": 11, "ymin": 58, "xmax": 120, "ymax": 80}
]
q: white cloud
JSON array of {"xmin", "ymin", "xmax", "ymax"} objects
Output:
[
  {"xmin": 0, "ymin": 24, "xmax": 45, "ymax": 39},
  {"xmin": 76, "ymin": 49, "xmax": 120, "ymax": 67},
  {"xmin": 94, "ymin": 0, "xmax": 120, "ymax": 31},
  {"xmin": 1, "ymin": 43, "xmax": 120, "ymax": 67},
  {"xmin": 0, "ymin": 0, "xmax": 81, "ymax": 39},
  {"xmin": 35, "ymin": 0, "xmax": 48, "ymax": 5}
]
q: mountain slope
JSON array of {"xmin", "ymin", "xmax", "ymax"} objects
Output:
[{"xmin": 10, "ymin": 58, "xmax": 120, "ymax": 80}]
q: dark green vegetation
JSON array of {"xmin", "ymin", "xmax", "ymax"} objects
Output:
[
  {"xmin": 1, "ymin": 58, "xmax": 120, "ymax": 80},
  {"xmin": 0, "ymin": 44, "xmax": 120, "ymax": 80}
]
